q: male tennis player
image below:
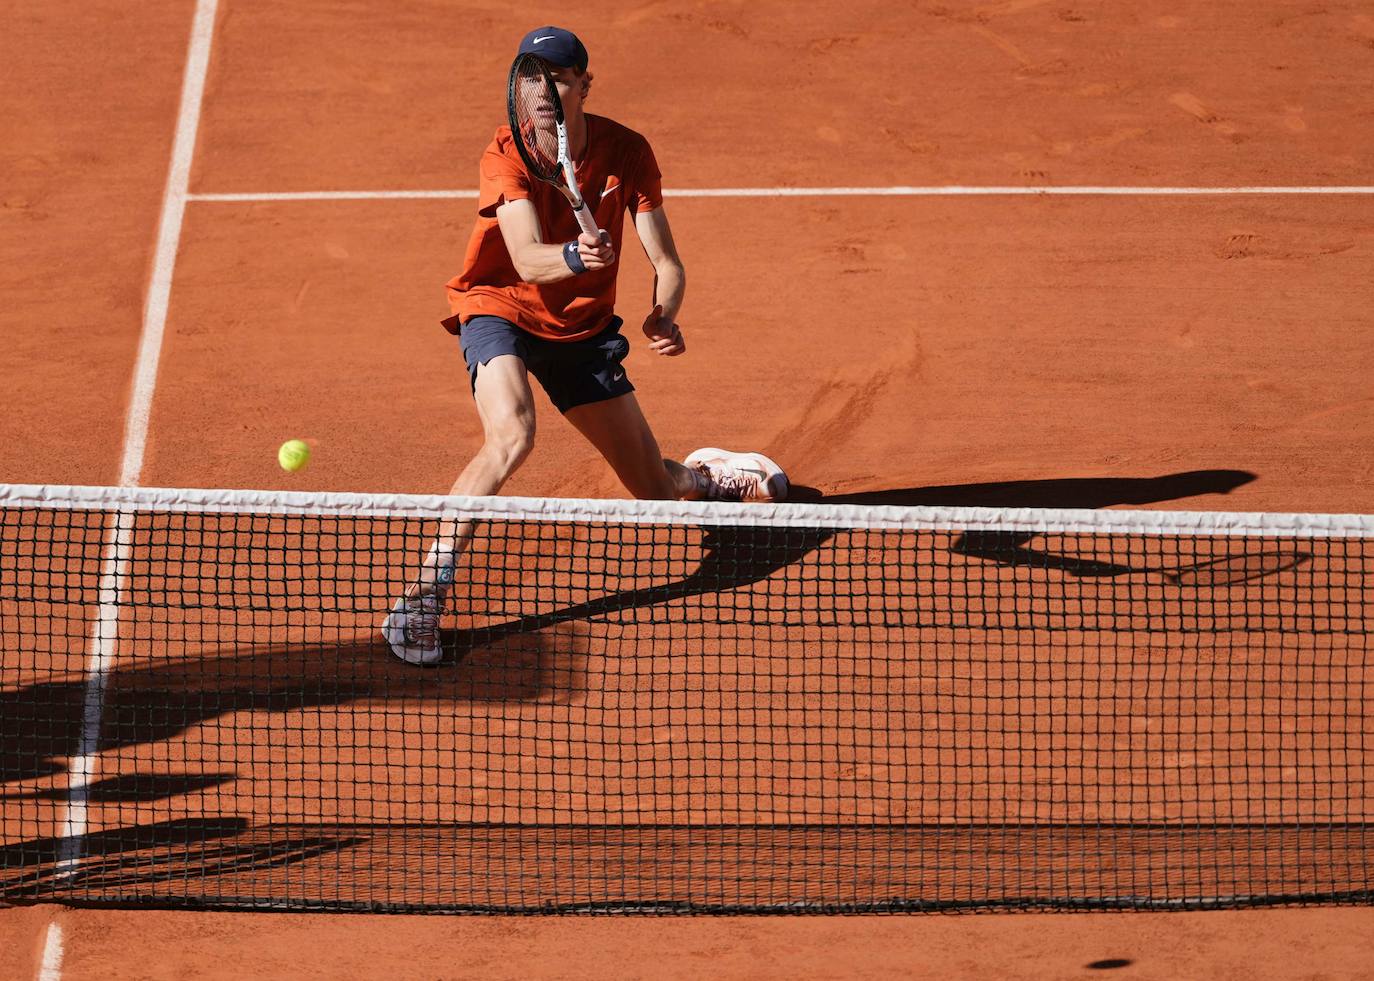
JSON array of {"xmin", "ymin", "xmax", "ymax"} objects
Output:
[{"xmin": 382, "ymin": 26, "xmax": 787, "ymax": 664}]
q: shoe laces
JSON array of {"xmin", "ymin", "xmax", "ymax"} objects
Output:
[
  {"xmin": 405, "ymin": 594, "xmax": 443, "ymax": 646},
  {"xmin": 695, "ymin": 462, "xmax": 756, "ymax": 502}
]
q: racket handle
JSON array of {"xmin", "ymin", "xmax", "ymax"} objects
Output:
[{"xmin": 574, "ymin": 201, "xmax": 601, "ymax": 239}]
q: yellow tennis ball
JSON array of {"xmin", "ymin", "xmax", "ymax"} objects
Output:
[{"xmin": 277, "ymin": 439, "xmax": 311, "ymax": 473}]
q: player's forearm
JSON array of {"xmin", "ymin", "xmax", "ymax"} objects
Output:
[
  {"xmin": 652, "ymin": 260, "xmax": 686, "ymax": 323},
  {"xmin": 511, "ymin": 243, "xmax": 580, "ymax": 285}
]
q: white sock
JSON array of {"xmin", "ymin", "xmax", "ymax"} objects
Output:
[{"xmin": 418, "ymin": 542, "xmax": 459, "ymax": 595}]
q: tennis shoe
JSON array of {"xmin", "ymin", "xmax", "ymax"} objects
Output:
[
  {"xmin": 381, "ymin": 593, "xmax": 445, "ymax": 666},
  {"xmin": 683, "ymin": 447, "xmax": 789, "ymax": 503}
]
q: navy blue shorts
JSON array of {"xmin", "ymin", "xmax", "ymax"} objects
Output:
[{"xmin": 457, "ymin": 315, "xmax": 634, "ymax": 414}]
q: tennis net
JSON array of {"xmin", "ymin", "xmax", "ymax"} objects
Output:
[{"xmin": 0, "ymin": 482, "xmax": 1370, "ymax": 913}]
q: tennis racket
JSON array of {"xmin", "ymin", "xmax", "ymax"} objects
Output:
[{"xmin": 507, "ymin": 53, "xmax": 601, "ymax": 239}]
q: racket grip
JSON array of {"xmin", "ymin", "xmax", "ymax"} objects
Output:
[{"xmin": 574, "ymin": 202, "xmax": 601, "ymax": 239}]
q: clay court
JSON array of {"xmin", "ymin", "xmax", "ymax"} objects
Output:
[{"xmin": 3, "ymin": 1, "xmax": 1374, "ymax": 977}]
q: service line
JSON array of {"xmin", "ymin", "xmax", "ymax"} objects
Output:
[{"xmin": 186, "ymin": 185, "xmax": 1374, "ymax": 203}]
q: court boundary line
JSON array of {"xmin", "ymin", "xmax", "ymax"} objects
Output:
[
  {"xmin": 42, "ymin": 6, "xmax": 220, "ymax": 977},
  {"xmin": 36, "ymin": 920, "xmax": 63, "ymax": 981},
  {"xmin": 120, "ymin": 7, "xmax": 218, "ymax": 487},
  {"xmin": 5, "ymin": 483, "xmax": 1370, "ymax": 537},
  {"xmin": 186, "ymin": 185, "xmax": 1374, "ymax": 202},
  {"xmin": 62, "ymin": 0, "xmax": 218, "ymax": 849}
]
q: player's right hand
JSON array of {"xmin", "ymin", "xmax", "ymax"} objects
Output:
[{"xmin": 577, "ymin": 230, "xmax": 615, "ymax": 270}]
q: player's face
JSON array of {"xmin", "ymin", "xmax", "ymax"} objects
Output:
[{"xmin": 548, "ymin": 64, "xmax": 592, "ymax": 114}]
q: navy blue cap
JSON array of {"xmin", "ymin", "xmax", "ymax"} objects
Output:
[{"xmin": 517, "ymin": 26, "xmax": 589, "ymax": 72}]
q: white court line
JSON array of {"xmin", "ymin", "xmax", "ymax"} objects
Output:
[
  {"xmin": 60, "ymin": 0, "xmax": 219, "ymax": 863},
  {"xmin": 55, "ymin": 510, "xmax": 135, "ymax": 878},
  {"xmin": 41, "ymin": 4, "xmax": 220, "ymax": 978},
  {"xmin": 120, "ymin": 0, "xmax": 219, "ymax": 488},
  {"xmin": 185, "ymin": 185, "xmax": 1374, "ymax": 202},
  {"xmin": 37, "ymin": 921, "xmax": 64, "ymax": 981}
]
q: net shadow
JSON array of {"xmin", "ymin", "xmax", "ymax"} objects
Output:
[
  {"xmin": 4, "ymin": 819, "xmax": 1369, "ymax": 913},
  {"xmin": 0, "ymin": 772, "xmax": 236, "ymax": 803},
  {"xmin": 0, "ymin": 817, "xmax": 364, "ymax": 901}
]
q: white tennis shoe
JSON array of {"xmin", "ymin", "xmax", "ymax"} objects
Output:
[
  {"xmin": 381, "ymin": 593, "xmax": 445, "ymax": 666},
  {"xmin": 683, "ymin": 447, "xmax": 789, "ymax": 503}
]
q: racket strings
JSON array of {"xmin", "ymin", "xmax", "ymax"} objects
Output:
[{"xmin": 511, "ymin": 60, "xmax": 562, "ymax": 181}]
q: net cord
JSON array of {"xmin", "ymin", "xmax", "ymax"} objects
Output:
[{"xmin": 1, "ymin": 483, "xmax": 1370, "ymax": 537}]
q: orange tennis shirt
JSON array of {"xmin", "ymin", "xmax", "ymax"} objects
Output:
[{"xmin": 444, "ymin": 114, "xmax": 664, "ymax": 342}]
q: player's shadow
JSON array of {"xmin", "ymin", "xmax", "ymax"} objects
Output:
[
  {"xmin": 0, "ymin": 630, "xmax": 587, "ymax": 892},
  {"xmin": 446, "ymin": 469, "xmax": 1264, "ymax": 659},
  {"xmin": 445, "ymin": 519, "xmax": 836, "ymax": 659},
  {"xmin": 0, "ymin": 627, "xmax": 584, "ymax": 789},
  {"xmin": 817, "ymin": 469, "xmax": 1275, "ymax": 579},
  {"xmin": 797, "ymin": 470, "xmax": 1256, "ymax": 510}
]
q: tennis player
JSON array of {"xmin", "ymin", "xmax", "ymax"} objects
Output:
[{"xmin": 383, "ymin": 26, "xmax": 787, "ymax": 665}]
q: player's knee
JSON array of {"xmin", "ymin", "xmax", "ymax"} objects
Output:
[
  {"xmin": 493, "ymin": 435, "xmax": 535, "ymax": 474},
  {"xmin": 483, "ymin": 422, "xmax": 535, "ymax": 474}
]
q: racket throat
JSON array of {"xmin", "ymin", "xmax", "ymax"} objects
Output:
[
  {"xmin": 559, "ymin": 137, "xmax": 591, "ymax": 214},
  {"xmin": 562, "ymin": 176, "xmax": 588, "ymax": 210},
  {"xmin": 558, "ymin": 126, "xmax": 586, "ymax": 203}
]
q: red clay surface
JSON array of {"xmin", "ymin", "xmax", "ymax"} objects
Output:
[
  {"xmin": 148, "ymin": 195, "xmax": 1374, "ymax": 509},
  {"xmin": 4, "ymin": 0, "xmax": 1374, "ymax": 977},
  {"xmin": 193, "ymin": 0, "xmax": 1374, "ymax": 191},
  {"xmin": 35, "ymin": 906, "xmax": 1374, "ymax": 980},
  {"xmin": 0, "ymin": 0, "xmax": 194, "ymax": 485}
]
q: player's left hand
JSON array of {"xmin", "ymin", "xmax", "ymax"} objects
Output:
[{"xmin": 641, "ymin": 304, "xmax": 685, "ymax": 357}]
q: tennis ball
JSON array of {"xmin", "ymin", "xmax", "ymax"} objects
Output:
[{"xmin": 277, "ymin": 439, "xmax": 311, "ymax": 473}]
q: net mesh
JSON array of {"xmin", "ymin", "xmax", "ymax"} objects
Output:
[
  {"xmin": 508, "ymin": 56, "xmax": 561, "ymax": 181},
  {"xmin": 1, "ymin": 484, "xmax": 1370, "ymax": 913}
]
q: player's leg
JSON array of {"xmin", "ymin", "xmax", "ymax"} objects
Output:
[
  {"xmin": 538, "ymin": 319, "xmax": 695, "ymax": 499},
  {"xmin": 565, "ymin": 396, "xmax": 786, "ymax": 502},
  {"xmin": 382, "ymin": 318, "xmax": 537, "ymax": 665},
  {"xmin": 563, "ymin": 391, "xmax": 700, "ymax": 500},
  {"xmin": 551, "ymin": 320, "xmax": 787, "ymax": 502},
  {"xmin": 447, "ymin": 353, "xmax": 538, "ymax": 497},
  {"xmin": 416, "ymin": 352, "xmax": 538, "ymax": 588}
]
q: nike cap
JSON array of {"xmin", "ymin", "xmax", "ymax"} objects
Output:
[{"xmin": 517, "ymin": 26, "xmax": 589, "ymax": 72}]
